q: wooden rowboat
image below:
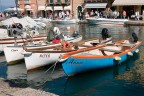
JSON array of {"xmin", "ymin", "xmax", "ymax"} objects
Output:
[
  {"xmin": 23, "ymin": 37, "xmax": 112, "ymax": 71},
  {"xmin": 60, "ymin": 40, "xmax": 142, "ymax": 76}
]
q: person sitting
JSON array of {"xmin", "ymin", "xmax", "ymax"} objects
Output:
[
  {"xmin": 101, "ymin": 28, "xmax": 111, "ymax": 40},
  {"xmin": 132, "ymin": 32, "xmax": 138, "ymax": 42},
  {"xmin": 52, "ymin": 35, "xmax": 61, "ymax": 44},
  {"xmin": 72, "ymin": 31, "xmax": 79, "ymax": 37}
]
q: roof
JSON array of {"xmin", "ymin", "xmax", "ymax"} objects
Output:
[{"xmin": 113, "ymin": 0, "xmax": 144, "ymax": 6}]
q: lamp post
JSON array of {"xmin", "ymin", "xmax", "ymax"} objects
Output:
[
  {"xmin": 0, "ymin": 0, "xmax": 1, "ymax": 11},
  {"xmin": 15, "ymin": 0, "xmax": 20, "ymax": 16},
  {"xmin": 36, "ymin": 0, "xmax": 38, "ymax": 18},
  {"xmin": 72, "ymin": 0, "xmax": 74, "ymax": 18}
]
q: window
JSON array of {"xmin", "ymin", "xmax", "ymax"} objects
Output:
[
  {"xmin": 57, "ymin": 0, "xmax": 61, "ymax": 3},
  {"xmin": 50, "ymin": 0, "xmax": 54, "ymax": 3},
  {"xmin": 65, "ymin": 0, "xmax": 68, "ymax": 3}
]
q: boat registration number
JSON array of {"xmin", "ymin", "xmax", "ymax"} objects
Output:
[{"xmin": 39, "ymin": 54, "xmax": 50, "ymax": 58}]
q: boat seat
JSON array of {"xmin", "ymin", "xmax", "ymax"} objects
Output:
[
  {"xmin": 79, "ymin": 44, "xmax": 92, "ymax": 47},
  {"xmin": 116, "ymin": 43, "xmax": 135, "ymax": 48},
  {"xmin": 99, "ymin": 48, "xmax": 122, "ymax": 54}
]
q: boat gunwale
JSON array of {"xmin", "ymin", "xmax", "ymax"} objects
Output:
[
  {"xmin": 22, "ymin": 38, "xmax": 100, "ymax": 51},
  {"xmin": 61, "ymin": 40, "xmax": 142, "ymax": 59},
  {"xmin": 23, "ymin": 38, "xmax": 111, "ymax": 53},
  {"xmin": 0, "ymin": 38, "xmax": 45, "ymax": 44},
  {"xmin": 0, "ymin": 36, "xmax": 46, "ymax": 41}
]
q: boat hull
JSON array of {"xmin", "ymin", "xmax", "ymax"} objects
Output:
[
  {"xmin": 62, "ymin": 43, "xmax": 141, "ymax": 76},
  {"xmin": 24, "ymin": 52, "xmax": 63, "ymax": 71},
  {"xmin": 23, "ymin": 37, "xmax": 112, "ymax": 71},
  {"xmin": 55, "ymin": 19, "xmax": 77, "ymax": 24},
  {"xmin": 0, "ymin": 36, "xmax": 46, "ymax": 52},
  {"xmin": 86, "ymin": 18, "xmax": 128, "ymax": 25},
  {"xmin": 4, "ymin": 46, "xmax": 24, "ymax": 64},
  {"xmin": 4, "ymin": 35, "xmax": 82, "ymax": 65}
]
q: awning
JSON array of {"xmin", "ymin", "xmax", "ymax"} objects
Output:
[
  {"xmin": 85, "ymin": 3, "xmax": 107, "ymax": 8},
  {"xmin": 46, "ymin": 6, "xmax": 52, "ymax": 10},
  {"xmin": 54, "ymin": 6, "xmax": 63, "ymax": 10},
  {"xmin": 25, "ymin": 5, "xmax": 31, "ymax": 9},
  {"xmin": 64, "ymin": 6, "xmax": 71, "ymax": 10},
  {"xmin": 38, "ymin": 6, "xmax": 45, "ymax": 10},
  {"xmin": 113, "ymin": 0, "xmax": 144, "ymax": 6}
]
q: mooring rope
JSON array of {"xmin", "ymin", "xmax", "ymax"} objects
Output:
[{"xmin": 35, "ymin": 57, "xmax": 62, "ymax": 88}]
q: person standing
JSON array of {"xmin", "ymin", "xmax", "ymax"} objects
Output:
[
  {"xmin": 62, "ymin": 11, "xmax": 65, "ymax": 20},
  {"xmin": 78, "ymin": 11, "xmax": 82, "ymax": 20},
  {"xmin": 90, "ymin": 10, "xmax": 94, "ymax": 17},
  {"xmin": 66, "ymin": 11, "xmax": 70, "ymax": 18},
  {"xmin": 137, "ymin": 11, "xmax": 140, "ymax": 20},
  {"xmin": 122, "ymin": 10, "xmax": 126, "ymax": 19},
  {"xmin": 85, "ymin": 12, "xmax": 89, "ymax": 18}
]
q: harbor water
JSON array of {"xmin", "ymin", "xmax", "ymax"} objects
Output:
[{"xmin": 0, "ymin": 23, "xmax": 144, "ymax": 96}]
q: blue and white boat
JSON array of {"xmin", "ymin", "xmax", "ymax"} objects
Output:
[{"xmin": 60, "ymin": 40, "xmax": 142, "ymax": 76}]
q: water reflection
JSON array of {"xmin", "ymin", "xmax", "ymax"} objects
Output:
[
  {"xmin": 7, "ymin": 63, "xmax": 27, "ymax": 80},
  {"xmin": 42, "ymin": 53, "xmax": 140, "ymax": 96},
  {"xmin": 78, "ymin": 24, "xmax": 128, "ymax": 41},
  {"xmin": 27, "ymin": 64, "xmax": 65, "ymax": 87},
  {"xmin": 0, "ymin": 62, "xmax": 7, "ymax": 78}
]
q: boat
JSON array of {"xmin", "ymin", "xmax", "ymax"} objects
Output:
[
  {"xmin": 33, "ymin": 17, "xmax": 51, "ymax": 23},
  {"xmin": 0, "ymin": 23, "xmax": 45, "ymax": 52},
  {"xmin": 86, "ymin": 17, "xmax": 129, "ymax": 25},
  {"xmin": 4, "ymin": 27, "xmax": 82, "ymax": 65},
  {"xmin": 54, "ymin": 18, "xmax": 78, "ymax": 24},
  {"xmin": 45, "ymin": 54, "xmax": 139, "ymax": 95},
  {"xmin": 0, "ymin": 36, "xmax": 46, "ymax": 52},
  {"xmin": 60, "ymin": 38, "xmax": 142, "ymax": 76},
  {"xmin": 23, "ymin": 36, "xmax": 112, "ymax": 71}
]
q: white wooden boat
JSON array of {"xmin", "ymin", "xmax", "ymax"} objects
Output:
[
  {"xmin": 23, "ymin": 37, "xmax": 112, "ymax": 71},
  {"xmin": 0, "ymin": 24, "xmax": 43, "ymax": 52},
  {"xmin": 0, "ymin": 27, "xmax": 9, "ymax": 39},
  {"xmin": 4, "ymin": 27, "xmax": 82, "ymax": 65},
  {"xmin": 1, "ymin": 16, "xmax": 45, "ymax": 29},
  {"xmin": 54, "ymin": 19, "xmax": 78, "ymax": 24},
  {"xmin": 86, "ymin": 17, "xmax": 129, "ymax": 25},
  {"xmin": 34, "ymin": 17, "xmax": 51, "ymax": 23},
  {"xmin": 0, "ymin": 36, "xmax": 46, "ymax": 52}
]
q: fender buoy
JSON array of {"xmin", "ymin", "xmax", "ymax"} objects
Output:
[{"xmin": 62, "ymin": 42, "xmax": 72, "ymax": 50}]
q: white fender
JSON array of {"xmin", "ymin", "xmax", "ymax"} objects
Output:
[
  {"xmin": 135, "ymin": 49, "xmax": 139, "ymax": 53},
  {"xmin": 114, "ymin": 56, "xmax": 121, "ymax": 61},
  {"xmin": 128, "ymin": 52, "xmax": 133, "ymax": 56}
]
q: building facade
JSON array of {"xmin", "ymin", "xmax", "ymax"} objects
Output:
[
  {"xmin": 18, "ymin": 0, "xmax": 45, "ymax": 17},
  {"xmin": 18, "ymin": 0, "xmax": 110, "ymax": 18},
  {"xmin": 18, "ymin": 0, "xmax": 144, "ymax": 19}
]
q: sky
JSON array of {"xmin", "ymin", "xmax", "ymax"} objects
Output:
[
  {"xmin": 0, "ymin": 0, "xmax": 15, "ymax": 11},
  {"xmin": 0, "ymin": 0, "xmax": 15, "ymax": 6}
]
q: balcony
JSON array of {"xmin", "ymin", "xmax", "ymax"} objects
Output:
[{"xmin": 84, "ymin": 0, "xmax": 108, "ymax": 3}]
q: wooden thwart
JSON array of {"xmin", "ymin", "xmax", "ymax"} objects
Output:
[{"xmin": 99, "ymin": 48, "xmax": 122, "ymax": 53}]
